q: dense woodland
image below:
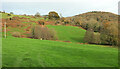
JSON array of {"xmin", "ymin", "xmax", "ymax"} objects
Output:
[{"xmin": 49, "ymin": 11, "xmax": 119, "ymax": 46}]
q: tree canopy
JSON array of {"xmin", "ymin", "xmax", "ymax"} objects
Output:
[{"xmin": 48, "ymin": 11, "xmax": 60, "ymax": 20}]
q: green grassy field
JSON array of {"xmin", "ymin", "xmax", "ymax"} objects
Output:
[
  {"xmin": 1, "ymin": 13, "xmax": 118, "ymax": 67},
  {"xmin": 47, "ymin": 25, "xmax": 86, "ymax": 43},
  {"xmin": 2, "ymin": 37, "xmax": 118, "ymax": 67},
  {"xmin": 2, "ymin": 25, "xmax": 118, "ymax": 67},
  {"xmin": 1, "ymin": 13, "xmax": 14, "ymax": 19}
]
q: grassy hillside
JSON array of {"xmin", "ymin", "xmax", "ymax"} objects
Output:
[
  {"xmin": 1, "ymin": 12, "xmax": 118, "ymax": 67},
  {"xmin": 47, "ymin": 25, "xmax": 86, "ymax": 43},
  {"xmin": 4, "ymin": 25, "xmax": 86, "ymax": 43},
  {"xmin": 2, "ymin": 37, "xmax": 118, "ymax": 67},
  {"xmin": 1, "ymin": 13, "xmax": 14, "ymax": 19}
]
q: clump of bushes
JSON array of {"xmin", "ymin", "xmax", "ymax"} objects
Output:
[
  {"xmin": 100, "ymin": 22, "xmax": 118, "ymax": 46},
  {"xmin": 84, "ymin": 21, "xmax": 118, "ymax": 46},
  {"xmin": 84, "ymin": 29, "xmax": 101, "ymax": 44},
  {"xmin": 84, "ymin": 29, "xmax": 94, "ymax": 43},
  {"xmin": 64, "ymin": 20, "xmax": 70, "ymax": 25},
  {"xmin": 12, "ymin": 32, "xmax": 21, "ymax": 37},
  {"xmin": 28, "ymin": 25, "xmax": 57, "ymax": 40}
]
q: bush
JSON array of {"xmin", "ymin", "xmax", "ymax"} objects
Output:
[
  {"xmin": 29, "ymin": 25, "xmax": 57, "ymax": 40},
  {"xmin": 10, "ymin": 12, "xmax": 14, "ymax": 14},
  {"xmin": 38, "ymin": 20, "xmax": 45, "ymax": 25},
  {"xmin": 64, "ymin": 20, "xmax": 70, "ymax": 25},
  {"xmin": 61, "ymin": 17, "xmax": 65, "ymax": 22},
  {"xmin": 55, "ymin": 21, "xmax": 60, "ymax": 25},
  {"xmin": 12, "ymin": 32, "xmax": 21, "ymax": 37},
  {"xmin": 84, "ymin": 30, "xmax": 101, "ymax": 44},
  {"xmin": 92, "ymin": 32, "xmax": 101, "ymax": 44},
  {"xmin": 8, "ymin": 14, "xmax": 11, "ymax": 16},
  {"xmin": 84, "ymin": 29, "xmax": 94, "ymax": 43}
]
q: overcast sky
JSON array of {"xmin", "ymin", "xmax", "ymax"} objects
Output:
[
  {"xmin": 1, "ymin": 0, "xmax": 120, "ymax": 16},
  {"xmin": 1, "ymin": 0, "xmax": 119, "ymax": 3}
]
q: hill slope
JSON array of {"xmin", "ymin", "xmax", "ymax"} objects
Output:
[
  {"xmin": 2, "ymin": 37, "xmax": 118, "ymax": 67},
  {"xmin": 1, "ymin": 12, "xmax": 118, "ymax": 67},
  {"xmin": 47, "ymin": 25, "xmax": 86, "ymax": 43}
]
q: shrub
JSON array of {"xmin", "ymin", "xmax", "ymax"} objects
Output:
[
  {"xmin": 55, "ymin": 21, "xmax": 60, "ymax": 25},
  {"xmin": 12, "ymin": 32, "xmax": 21, "ymax": 37},
  {"xmin": 29, "ymin": 25, "xmax": 57, "ymax": 40},
  {"xmin": 9, "ymin": 18, "xmax": 12, "ymax": 20},
  {"xmin": 84, "ymin": 29, "xmax": 94, "ymax": 43},
  {"xmin": 8, "ymin": 14, "xmax": 11, "ymax": 16},
  {"xmin": 10, "ymin": 12, "xmax": 14, "ymax": 14},
  {"xmin": 38, "ymin": 20, "xmax": 45, "ymax": 25},
  {"xmin": 92, "ymin": 32, "xmax": 101, "ymax": 44},
  {"xmin": 64, "ymin": 20, "xmax": 70, "ymax": 25},
  {"xmin": 61, "ymin": 17, "xmax": 65, "ymax": 22},
  {"xmin": 84, "ymin": 29, "xmax": 101, "ymax": 44}
]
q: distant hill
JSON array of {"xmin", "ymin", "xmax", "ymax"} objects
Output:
[
  {"xmin": 62, "ymin": 11, "xmax": 118, "ymax": 31},
  {"xmin": 71, "ymin": 11, "xmax": 118, "ymax": 23}
]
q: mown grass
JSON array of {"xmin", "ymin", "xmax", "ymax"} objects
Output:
[
  {"xmin": 47, "ymin": 25, "xmax": 86, "ymax": 43},
  {"xmin": 2, "ymin": 37, "xmax": 118, "ymax": 67}
]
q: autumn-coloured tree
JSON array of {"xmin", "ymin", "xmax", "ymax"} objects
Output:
[
  {"xmin": 48, "ymin": 11, "xmax": 60, "ymax": 20},
  {"xmin": 100, "ymin": 21, "xmax": 118, "ymax": 46}
]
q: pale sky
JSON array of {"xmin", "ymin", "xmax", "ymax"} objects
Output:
[
  {"xmin": 1, "ymin": 0, "xmax": 119, "ymax": 3},
  {"xmin": 1, "ymin": 0, "xmax": 120, "ymax": 16}
]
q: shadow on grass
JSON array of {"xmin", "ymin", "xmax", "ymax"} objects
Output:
[{"xmin": 70, "ymin": 37, "xmax": 86, "ymax": 43}]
